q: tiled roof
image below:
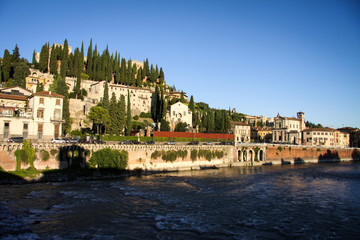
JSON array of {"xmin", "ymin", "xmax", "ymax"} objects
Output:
[
  {"xmin": 0, "ymin": 93, "xmax": 27, "ymax": 101},
  {"xmin": 30, "ymin": 91, "xmax": 64, "ymax": 98},
  {"xmin": 303, "ymin": 127, "xmax": 337, "ymax": 132},
  {"xmin": 231, "ymin": 121, "xmax": 250, "ymax": 126}
]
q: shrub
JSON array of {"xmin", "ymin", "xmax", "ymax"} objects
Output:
[
  {"xmin": 88, "ymin": 148, "xmax": 128, "ymax": 169},
  {"xmin": 191, "ymin": 149, "xmax": 198, "ymax": 162},
  {"xmin": 277, "ymin": 147, "xmax": 283, "ymax": 152},
  {"xmin": 50, "ymin": 149, "xmax": 58, "ymax": 156},
  {"xmin": 40, "ymin": 150, "xmax": 50, "ymax": 161}
]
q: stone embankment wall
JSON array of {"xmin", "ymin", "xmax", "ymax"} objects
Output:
[
  {"xmin": 0, "ymin": 143, "xmax": 359, "ymax": 172},
  {"xmin": 265, "ymin": 145, "xmax": 360, "ymax": 164},
  {"xmin": 0, "ymin": 144, "xmax": 234, "ymax": 172}
]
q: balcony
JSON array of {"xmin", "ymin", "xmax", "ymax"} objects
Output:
[
  {"xmin": 50, "ymin": 117, "xmax": 64, "ymax": 123},
  {"xmin": 0, "ymin": 109, "xmax": 33, "ymax": 119}
]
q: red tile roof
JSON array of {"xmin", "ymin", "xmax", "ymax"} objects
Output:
[
  {"xmin": 0, "ymin": 93, "xmax": 28, "ymax": 101},
  {"xmin": 30, "ymin": 91, "xmax": 64, "ymax": 98},
  {"xmin": 231, "ymin": 121, "xmax": 250, "ymax": 126},
  {"xmin": 303, "ymin": 127, "xmax": 337, "ymax": 132}
]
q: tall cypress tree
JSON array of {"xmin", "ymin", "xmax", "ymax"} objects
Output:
[
  {"xmin": 118, "ymin": 94, "xmax": 126, "ymax": 135},
  {"xmin": 60, "ymin": 39, "xmax": 69, "ymax": 78},
  {"xmin": 75, "ymin": 67, "xmax": 81, "ymax": 98},
  {"xmin": 32, "ymin": 50, "xmax": 37, "ymax": 65},
  {"xmin": 108, "ymin": 93, "xmax": 118, "ymax": 134},
  {"xmin": 80, "ymin": 41, "xmax": 84, "ymax": 72},
  {"xmin": 102, "ymin": 80, "xmax": 109, "ymax": 109},
  {"xmin": 151, "ymin": 86, "xmax": 159, "ymax": 122},
  {"xmin": 86, "ymin": 39, "xmax": 93, "ymax": 79},
  {"xmin": 12, "ymin": 44, "xmax": 20, "ymax": 63},
  {"xmin": 126, "ymin": 90, "xmax": 132, "ymax": 136},
  {"xmin": 49, "ymin": 46, "xmax": 58, "ymax": 75},
  {"xmin": 2, "ymin": 49, "xmax": 12, "ymax": 82},
  {"xmin": 120, "ymin": 58, "xmax": 126, "ymax": 84},
  {"xmin": 39, "ymin": 43, "xmax": 49, "ymax": 73}
]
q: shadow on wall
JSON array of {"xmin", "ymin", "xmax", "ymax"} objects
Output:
[
  {"xmin": 294, "ymin": 157, "xmax": 305, "ymax": 164},
  {"xmin": 58, "ymin": 145, "xmax": 88, "ymax": 169},
  {"xmin": 318, "ymin": 150, "xmax": 340, "ymax": 163},
  {"xmin": 352, "ymin": 149, "xmax": 360, "ymax": 161}
]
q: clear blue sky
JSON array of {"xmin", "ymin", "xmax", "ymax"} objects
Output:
[{"xmin": 1, "ymin": 0, "xmax": 359, "ymax": 128}]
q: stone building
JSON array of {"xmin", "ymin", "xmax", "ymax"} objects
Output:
[
  {"xmin": 231, "ymin": 121, "xmax": 251, "ymax": 143},
  {"xmin": 272, "ymin": 112, "xmax": 306, "ymax": 144},
  {"xmin": 338, "ymin": 127, "xmax": 360, "ymax": 148}
]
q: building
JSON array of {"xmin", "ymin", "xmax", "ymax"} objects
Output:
[
  {"xmin": 26, "ymin": 69, "xmax": 53, "ymax": 92},
  {"xmin": 0, "ymin": 89, "xmax": 64, "ymax": 142},
  {"xmin": 166, "ymin": 102, "xmax": 192, "ymax": 131},
  {"xmin": 338, "ymin": 127, "xmax": 360, "ymax": 148},
  {"xmin": 251, "ymin": 127, "xmax": 273, "ymax": 143},
  {"xmin": 272, "ymin": 112, "xmax": 306, "ymax": 144},
  {"xmin": 302, "ymin": 127, "xmax": 350, "ymax": 148},
  {"xmin": 231, "ymin": 121, "xmax": 251, "ymax": 143}
]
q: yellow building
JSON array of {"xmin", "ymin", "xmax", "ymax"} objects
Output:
[{"xmin": 251, "ymin": 127, "xmax": 273, "ymax": 143}]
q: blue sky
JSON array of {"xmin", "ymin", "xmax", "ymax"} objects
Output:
[{"xmin": 1, "ymin": 0, "xmax": 359, "ymax": 128}]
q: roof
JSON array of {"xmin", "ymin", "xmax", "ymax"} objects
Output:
[
  {"xmin": 30, "ymin": 91, "xmax": 64, "ymax": 98},
  {"xmin": 303, "ymin": 127, "xmax": 337, "ymax": 132},
  {"xmin": 231, "ymin": 121, "xmax": 250, "ymax": 126},
  {"xmin": 0, "ymin": 93, "xmax": 28, "ymax": 101}
]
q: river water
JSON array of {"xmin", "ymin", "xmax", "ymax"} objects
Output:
[{"xmin": 1, "ymin": 162, "xmax": 360, "ymax": 240}]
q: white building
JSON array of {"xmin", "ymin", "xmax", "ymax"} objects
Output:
[
  {"xmin": 231, "ymin": 121, "xmax": 251, "ymax": 143},
  {"xmin": 302, "ymin": 127, "xmax": 350, "ymax": 148},
  {"xmin": 167, "ymin": 102, "xmax": 192, "ymax": 131},
  {"xmin": 0, "ymin": 89, "xmax": 64, "ymax": 142}
]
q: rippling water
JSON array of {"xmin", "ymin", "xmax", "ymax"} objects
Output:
[{"xmin": 1, "ymin": 162, "xmax": 360, "ymax": 239}]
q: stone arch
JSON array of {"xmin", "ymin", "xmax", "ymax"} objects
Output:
[
  {"xmin": 259, "ymin": 149, "xmax": 265, "ymax": 161},
  {"xmin": 237, "ymin": 150, "xmax": 243, "ymax": 162},
  {"xmin": 243, "ymin": 150, "xmax": 247, "ymax": 162},
  {"xmin": 249, "ymin": 150, "xmax": 254, "ymax": 162}
]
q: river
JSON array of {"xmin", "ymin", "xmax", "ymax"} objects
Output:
[{"xmin": 1, "ymin": 162, "xmax": 360, "ymax": 239}]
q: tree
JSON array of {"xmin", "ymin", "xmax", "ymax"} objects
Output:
[
  {"xmin": 2, "ymin": 49, "xmax": 12, "ymax": 81},
  {"xmin": 189, "ymin": 95, "xmax": 195, "ymax": 125},
  {"xmin": 86, "ymin": 38, "xmax": 93, "ymax": 78},
  {"xmin": 22, "ymin": 140, "xmax": 35, "ymax": 170},
  {"xmin": 118, "ymin": 94, "xmax": 126, "ymax": 134},
  {"xmin": 126, "ymin": 90, "xmax": 132, "ymax": 136},
  {"xmin": 12, "ymin": 44, "xmax": 20, "ymax": 63},
  {"xmin": 12, "ymin": 62, "xmax": 29, "ymax": 87},
  {"xmin": 75, "ymin": 67, "xmax": 81, "ymax": 98},
  {"xmin": 151, "ymin": 85, "xmax": 159, "ymax": 123},
  {"xmin": 32, "ymin": 50, "xmax": 37, "ymax": 65},
  {"xmin": 160, "ymin": 119, "xmax": 170, "ymax": 131},
  {"xmin": 102, "ymin": 80, "xmax": 109, "ymax": 109},
  {"xmin": 60, "ymin": 39, "xmax": 69, "ymax": 78},
  {"xmin": 175, "ymin": 122, "xmax": 188, "ymax": 132},
  {"xmin": 36, "ymin": 82, "xmax": 44, "ymax": 92},
  {"xmin": 39, "ymin": 43, "xmax": 49, "ymax": 73},
  {"xmin": 108, "ymin": 93, "xmax": 119, "ymax": 135},
  {"xmin": 49, "ymin": 46, "xmax": 58, "ymax": 75},
  {"xmin": 62, "ymin": 97, "xmax": 71, "ymax": 135},
  {"xmin": 87, "ymin": 106, "xmax": 110, "ymax": 135}
]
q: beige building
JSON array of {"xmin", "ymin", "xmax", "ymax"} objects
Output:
[
  {"xmin": 167, "ymin": 102, "xmax": 192, "ymax": 131},
  {"xmin": 231, "ymin": 121, "xmax": 251, "ymax": 143},
  {"xmin": 272, "ymin": 112, "xmax": 306, "ymax": 144},
  {"xmin": 0, "ymin": 89, "xmax": 64, "ymax": 141},
  {"xmin": 302, "ymin": 127, "xmax": 349, "ymax": 148}
]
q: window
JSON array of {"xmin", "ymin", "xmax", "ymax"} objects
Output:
[
  {"xmin": 4, "ymin": 122, "xmax": 9, "ymax": 138},
  {"xmin": 39, "ymin": 98, "xmax": 44, "ymax": 104},
  {"xmin": 56, "ymin": 99, "xmax": 61, "ymax": 105},
  {"xmin": 23, "ymin": 123, "xmax": 28, "ymax": 138},
  {"xmin": 37, "ymin": 109, "xmax": 44, "ymax": 119},
  {"xmin": 54, "ymin": 124, "xmax": 60, "ymax": 139},
  {"xmin": 38, "ymin": 124, "xmax": 43, "ymax": 139},
  {"xmin": 54, "ymin": 109, "xmax": 61, "ymax": 120}
]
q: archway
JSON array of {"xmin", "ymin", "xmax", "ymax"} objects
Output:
[
  {"xmin": 243, "ymin": 150, "xmax": 247, "ymax": 162},
  {"xmin": 249, "ymin": 150, "xmax": 254, "ymax": 162},
  {"xmin": 259, "ymin": 150, "xmax": 264, "ymax": 161}
]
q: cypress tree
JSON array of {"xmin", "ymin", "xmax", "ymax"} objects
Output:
[
  {"xmin": 75, "ymin": 67, "xmax": 81, "ymax": 98},
  {"xmin": 0, "ymin": 65, "xmax": 3, "ymax": 83},
  {"xmin": 32, "ymin": 50, "xmax": 37, "ymax": 65},
  {"xmin": 118, "ymin": 94, "xmax": 126, "ymax": 135},
  {"xmin": 60, "ymin": 39, "xmax": 69, "ymax": 78},
  {"xmin": 86, "ymin": 39, "xmax": 93, "ymax": 79},
  {"xmin": 2, "ymin": 49, "xmax": 12, "ymax": 81},
  {"xmin": 126, "ymin": 90, "xmax": 132, "ymax": 136},
  {"xmin": 120, "ymin": 58, "xmax": 126, "ymax": 84},
  {"xmin": 49, "ymin": 46, "xmax": 58, "ymax": 75},
  {"xmin": 189, "ymin": 95, "xmax": 196, "ymax": 126},
  {"xmin": 127, "ymin": 60, "xmax": 132, "ymax": 85},
  {"xmin": 80, "ymin": 41, "xmax": 84, "ymax": 72},
  {"xmin": 39, "ymin": 43, "xmax": 49, "ymax": 73},
  {"xmin": 108, "ymin": 93, "xmax": 118, "ymax": 134},
  {"xmin": 102, "ymin": 80, "xmax": 109, "ymax": 109},
  {"xmin": 13, "ymin": 62, "xmax": 29, "ymax": 88},
  {"xmin": 136, "ymin": 68, "xmax": 142, "ymax": 87},
  {"xmin": 151, "ymin": 85, "xmax": 159, "ymax": 122},
  {"xmin": 36, "ymin": 82, "xmax": 44, "ymax": 92}
]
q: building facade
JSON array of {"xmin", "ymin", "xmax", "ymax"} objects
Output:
[
  {"xmin": 0, "ymin": 89, "xmax": 64, "ymax": 142},
  {"xmin": 231, "ymin": 121, "xmax": 251, "ymax": 143},
  {"xmin": 272, "ymin": 112, "xmax": 306, "ymax": 144},
  {"xmin": 251, "ymin": 127, "xmax": 273, "ymax": 143},
  {"xmin": 166, "ymin": 102, "xmax": 192, "ymax": 131},
  {"xmin": 302, "ymin": 127, "xmax": 349, "ymax": 148}
]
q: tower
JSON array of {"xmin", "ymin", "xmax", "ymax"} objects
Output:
[{"xmin": 297, "ymin": 112, "xmax": 305, "ymax": 130}]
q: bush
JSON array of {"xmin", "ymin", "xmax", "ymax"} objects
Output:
[
  {"xmin": 40, "ymin": 150, "xmax": 50, "ymax": 161},
  {"xmin": 88, "ymin": 148, "xmax": 128, "ymax": 169},
  {"xmin": 50, "ymin": 149, "xmax": 58, "ymax": 156},
  {"xmin": 140, "ymin": 112, "xmax": 152, "ymax": 118},
  {"xmin": 190, "ymin": 149, "xmax": 198, "ymax": 162}
]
